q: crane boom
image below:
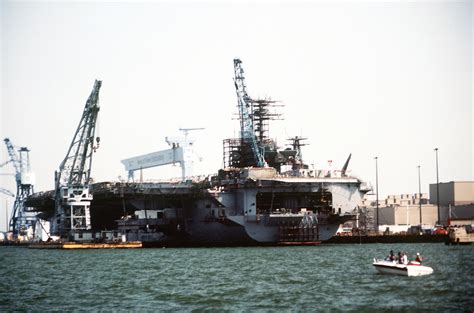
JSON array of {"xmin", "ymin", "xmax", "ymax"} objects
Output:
[
  {"xmin": 233, "ymin": 59, "xmax": 265, "ymax": 167},
  {"xmin": 53, "ymin": 80, "xmax": 101, "ymax": 236},
  {"xmin": 4, "ymin": 139, "xmax": 21, "ymax": 184},
  {"xmin": 0, "ymin": 188, "xmax": 15, "ymax": 197},
  {"xmin": 57, "ymin": 80, "xmax": 101, "ymax": 188}
]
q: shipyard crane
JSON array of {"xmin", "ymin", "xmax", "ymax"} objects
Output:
[
  {"xmin": 2, "ymin": 138, "xmax": 36, "ymax": 236},
  {"xmin": 53, "ymin": 80, "xmax": 101, "ymax": 237},
  {"xmin": 233, "ymin": 59, "xmax": 265, "ymax": 167},
  {"xmin": 123, "ymin": 127, "xmax": 204, "ymax": 182},
  {"xmin": 178, "ymin": 127, "xmax": 205, "ymax": 146}
]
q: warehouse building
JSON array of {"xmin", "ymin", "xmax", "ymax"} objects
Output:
[{"xmin": 361, "ymin": 182, "xmax": 473, "ymax": 231}]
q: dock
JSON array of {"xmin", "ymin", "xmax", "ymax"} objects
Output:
[
  {"xmin": 324, "ymin": 234, "xmax": 448, "ymax": 244},
  {"xmin": 278, "ymin": 241, "xmax": 321, "ymax": 246},
  {"xmin": 28, "ymin": 241, "xmax": 143, "ymax": 249}
]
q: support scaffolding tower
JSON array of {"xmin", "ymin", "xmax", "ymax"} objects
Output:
[{"xmin": 224, "ymin": 97, "xmax": 283, "ymax": 169}]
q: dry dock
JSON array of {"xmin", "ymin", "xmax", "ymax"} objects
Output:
[
  {"xmin": 28, "ymin": 241, "xmax": 142, "ymax": 249},
  {"xmin": 324, "ymin": 234, "xmax": 448, "ymax": 244}
]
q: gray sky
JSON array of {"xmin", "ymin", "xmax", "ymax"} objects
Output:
[{"xmin": 0, "ymin": 0, "xmax": 472, "ymax": 231}]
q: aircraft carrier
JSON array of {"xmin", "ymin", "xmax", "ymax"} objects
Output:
[
  {"xmin": 24, "ymin": 59, "xmax": 370, "ymax": 247},
  {"xmin": 26, "ymin": 170, "xmax": 369, "ymax": 247}
]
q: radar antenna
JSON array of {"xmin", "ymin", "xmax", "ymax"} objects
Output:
[{"xmin": 287, "ymin": 136, "xmax": 308, "ymax": 163}]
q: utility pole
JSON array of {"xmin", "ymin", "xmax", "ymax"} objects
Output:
[
  {"xmin": 434, "ymin": 148, "xmax": 440, "ymax": 225},
  {"xmin": 418, "ymin": 165, "xmax": 422, "ymax": 225},
  {"xmin": 375, "ymin": 156, "xmax": 379, "ymax": 233}
]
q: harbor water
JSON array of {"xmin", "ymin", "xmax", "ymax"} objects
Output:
[{"xmin": 0, "ymin": 243, "xmax": 473, "ymax": 311}]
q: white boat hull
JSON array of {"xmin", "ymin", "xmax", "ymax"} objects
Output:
[{"xmin": 373, "ymin": 259, "xmax": 434, "ymax": 277}]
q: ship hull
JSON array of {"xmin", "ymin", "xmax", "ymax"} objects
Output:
[{"xmin": 26, "ymin": 170, "xmax": 366, "ymax": 247}]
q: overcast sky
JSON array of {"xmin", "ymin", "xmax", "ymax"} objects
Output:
[{"xmin": 0, "ymin": 0, "xmax": 472, "ymax": 231}]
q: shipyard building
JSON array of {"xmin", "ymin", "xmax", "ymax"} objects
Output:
[
  {"xmin": 429, "ymin": 181, "xmax": 474, "ymax": 206},
  {"xmin": 359, "ymin": 181, "xmax": 474, "ymax": 233}
]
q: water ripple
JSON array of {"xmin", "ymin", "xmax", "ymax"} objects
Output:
[{"xmin": 0, "ymin": 243, "xmax": 473, "ymax": 311}]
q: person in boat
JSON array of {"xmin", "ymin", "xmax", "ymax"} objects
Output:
[
  {"xmin": 415, "ymin": 252, "xmax": 422, "ymax": 263},
  {"xmin": 397, "ymin": 251, "xmax": 403, "ymax": 264},
  {"xmin": 387, "ymin": 250, "xmax": 396, "ymax": 261},
  {"xmin": 402, "ymin": 252, "xmax": 408, "ymax": 265}
]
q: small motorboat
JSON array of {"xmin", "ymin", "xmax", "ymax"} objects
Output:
[{"xmin": 373, "ymin": 258, "xmax": 434, "ymax": 277}]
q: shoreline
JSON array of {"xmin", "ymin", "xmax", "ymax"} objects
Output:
[{"xmin": 0, "ymin": 234, "xmax": 449, "ymax": 247}]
